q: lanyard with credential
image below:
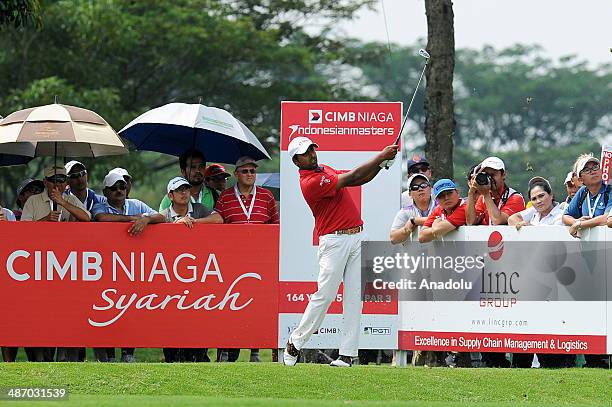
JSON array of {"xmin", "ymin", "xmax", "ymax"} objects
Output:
[
  {"xmin": 234, "ymin": 185, "xmax": 256, "ymax": 222},
  {"xmin": 586, "ymin": 192, "xmax": 601, "ymax": 218},
  {"xmin": 190, "ymin": 189, "xmax": 202, "ymax": 204}
]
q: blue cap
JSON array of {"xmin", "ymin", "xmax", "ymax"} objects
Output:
[
  {"xmin": 432, "ymin": 178, "xmax": 457, "ymax": 198},
  {"xmin": 406, "ymin": 153, "xmax": 429, "ymax": 174}
]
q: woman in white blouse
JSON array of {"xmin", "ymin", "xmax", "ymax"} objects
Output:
[{"xmin": 508, "ymin": 176, "xmax": 563, "ymax": 230}]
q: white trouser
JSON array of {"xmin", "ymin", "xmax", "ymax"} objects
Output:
[{"xmin": 289, "ymin": 231, "xmax": 363, "ymax": 357}]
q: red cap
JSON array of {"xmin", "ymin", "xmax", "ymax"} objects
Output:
[{"xmin": 204, "ymin": 164, "xmax": 230, "ymax": 178}]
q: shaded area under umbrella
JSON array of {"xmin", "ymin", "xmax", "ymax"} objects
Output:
[
  {"xmin": 0, "ymin": 103, "xmax": 129, "ymax": 211},
  {"xmin": 119, "ymin": 103, "xmax": 270, "ymax": 163},
  {"xmin": 0, "ymin": 152, "xmax": 33, "ymax": 166}
]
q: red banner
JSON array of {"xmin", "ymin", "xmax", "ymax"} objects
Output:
[
  {"xmin": 279, "ymin": 282, "xmax": 398, "ymax": 315},
  {"xmin": 600, "ymin": 145, "xmax": 612, "ymax": 184},
  {"xmin": 399, "ymin": 331, "xmax": 606, "ymax": 354},
  {"xmin": 0, "ymin": 223, "xmax": 279, "ymax": 348},
  {"xmin": 280, "ymin": 101, "xmax": 402, "ymax": 152}
]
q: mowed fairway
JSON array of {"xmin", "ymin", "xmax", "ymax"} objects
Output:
[{"xmin": 0, "ymin": 362, "xmax": 610, "ymax": 407}]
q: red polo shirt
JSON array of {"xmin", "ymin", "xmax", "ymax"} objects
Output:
[
  {"xmin": 474, "ymin": 187, "xmax": 525, "ymax": 225},
  {"xmin": 214, "ymin": 186, "xmax": 279, "ymax": 224},
  {"xmin": 424, "ymin": 198, "xmax": 467, "ymax": 228},
  {"xmin": 299, "ymin": 165, "xmax": 362, "ymax": 237}
]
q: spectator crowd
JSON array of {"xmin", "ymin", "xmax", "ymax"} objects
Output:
[
  {"xmin": 0, "ymin": 146, "xmax": 610, "ymax": 368},
  {"xmin": 0, "ymin": 148, "xmax": 278, "ymax": 364},
  {"xmin": 389, "ymin": 151, "xmax": 612, "ymax": 368}
]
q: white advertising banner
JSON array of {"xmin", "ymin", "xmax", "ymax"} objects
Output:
[{"xmin": 394, "ymin": 226, "xmax": 610, "ymax": 354}]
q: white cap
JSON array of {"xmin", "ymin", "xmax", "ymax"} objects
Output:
[
  {"xmin": 407, "ymin": 173, "xmax": 429, "ymax": 189},
  {"xmin": 288, "ymin": 137, "xmax": 318, "ymax": 159},
  {"xmin": 109, "ymin": 167, "xmax": 131, "ymax": 179},
  {"xmin": 575, "ymin": 155, "xmax": 599, "ymax": 176},
  {"xmin": 103, "ymin": 172, "xmax": 127, "ymax": 188},
  {"xmin": 167, "ymin": 177, "xmax": 191, "ymax": 193},
  {"xmin": 65, "ymin": 160, "xmax": 85, "ymax": 174},
  {"xmin": 480, "ymin": 156, "xmax": 505, "ymax": 171},
  {"xmin": 564, "ymin": 171, "xmax": 574, "ymax": 185}
]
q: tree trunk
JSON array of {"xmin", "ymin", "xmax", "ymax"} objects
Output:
[{"xmin": 424, "ymin": 0, "xmax": 455, "ymax": 180}]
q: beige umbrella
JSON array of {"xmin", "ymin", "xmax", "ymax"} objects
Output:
[{"xmin": 0, "ymin": 103, "xmax": 128, "ymax": 157}]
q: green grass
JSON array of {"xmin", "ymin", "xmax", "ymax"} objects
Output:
[{"xmin": 0, "ymin": 362, "xmax": 610, "ymax": 406}]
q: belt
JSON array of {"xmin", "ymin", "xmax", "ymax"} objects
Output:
[{"xmin": 333, "ymin": 225, "xmax": 363, "ymax": 235}]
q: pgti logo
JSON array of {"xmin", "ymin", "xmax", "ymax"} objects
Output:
[
  {"xmin": 308, "ymin": 109, "xmax": 322, "ymax": 124},
  {"xmin": 363, "ymin": 326, "xmax": 391, "ymax": 335}
]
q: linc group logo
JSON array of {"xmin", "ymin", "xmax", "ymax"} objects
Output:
[
  {"xmin": 487, "ymin": 231, "xmax": 504, "ymax": 261},
  {"xmin": 308, "ymin": 109, "xmax": 322, "ymax": 124}
]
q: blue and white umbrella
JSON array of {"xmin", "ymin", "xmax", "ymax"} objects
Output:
[{"xmin": 119, "ymin": 103, "xmax": 270, "ymax": 163}]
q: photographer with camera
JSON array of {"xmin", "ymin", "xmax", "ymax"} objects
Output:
[
  {"xmin": 465, "ymin": 157, "xmax": 524, "ymax": 368},
  {"xmin": 466, "ymin": 157, "xmax": 525, "ymax": 226}
]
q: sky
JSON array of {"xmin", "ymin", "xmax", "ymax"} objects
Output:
[{"xmin": 338, "ymin": 0, "xmax": 611, "ymax": 66}]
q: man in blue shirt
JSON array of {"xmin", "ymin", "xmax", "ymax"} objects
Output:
[
  {"xmin": 91, "ymin": 171, "xmax": 165, "ymax": 363},
  {"xmin": 92, "ymin": 172, "xmax": 164, "ymax": 237},
  {"xmin": 65, "ymin": 161, "xmax": 106, "ymax": 213},
  {"xmin": 563, "ymin": 154, "xmax": 612, "ymax": 237}
]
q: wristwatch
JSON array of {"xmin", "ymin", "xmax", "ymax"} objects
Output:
[
  {"xmin": 576, "ymin": 220, "xmax": 582, "ymax": 230},
  {"xmin": 410, "ymin": 218, "xmax": 416, "ymax": 226}
]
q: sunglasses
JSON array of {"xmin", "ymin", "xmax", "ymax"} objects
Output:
[
  {"xmin": 68, "ymin": 169, "xmax": 87, "ymax": 179},
  {"xmin": 581, "ymin": 164, "xmax": 600, "ymax": 175},
  {"xmin": 209, "ymin": 175, "xmax": 228, "ymax": 182},
  {"xmin": 46, "ymin": 176, "xmax": 67, "ymax": 183},
  {"xmin": 108, "ymin": 184, "xmax": 127, "ymax": 192},
  {"xmin": 410, "ymin": 164, "xmax": 430, "ymax": 174},
  {"xmin": 410, "ymin": 182, "xmax": 431, "ymax": 191},
  {"xmin": 239, "ymin": 169, "xmax": 256, "ymax": 174}
]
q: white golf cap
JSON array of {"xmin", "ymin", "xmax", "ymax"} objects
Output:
[
  {"xmin": 288, "ymin": 137, "xmax": 318, "ymax": 159},
  {"xmin": 167, "ymin": 176, "xmax": 191, "ymax": 193},
  {"xmin": 407, "ymin": 173, "xmax": 430, "ymax": 189},
  {"xmin": 564, "ymin": 171, "xmax": 574, "ymax": 185},
  {"xmin": 109, "ymin": 167, "xmax": 132, "ymax": 179},
  {"xmin": 65, "ymin": 160, "xmax": 85, "ymax": 173},
  {"xmin": 575, "ymin": 155, "xmax": 599, "ymax": 175},
  {"xmin": 480, "ymin": 156, "xmax": 505, "ymax": 171},
  {"xmin": 103, "ymin": 172, "xmax": 127, "ymax": 188}
]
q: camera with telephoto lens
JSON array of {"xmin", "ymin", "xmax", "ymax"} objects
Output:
[{"xmin": 475, "ymin": 172, "xmax": 492, "ymax": 186}]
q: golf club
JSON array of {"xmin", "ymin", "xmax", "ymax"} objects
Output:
[{"xmin": 381, "ymin": 48, "xmax": 430, "ymax": 169}]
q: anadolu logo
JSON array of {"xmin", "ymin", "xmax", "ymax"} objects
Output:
[
  {"xmin": 308, "ymin": 109, "xmax": 322, "ymax": 124},
  {"xmin": 487, "ymin": 231, "xmax": 504, "ymax": 261}
]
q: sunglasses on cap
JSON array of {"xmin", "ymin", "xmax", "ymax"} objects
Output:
[
  {"xmin": 46, "ymin": 175, "xmax": 67, "ymax": 183},
  {"xmin": 68, "ymin": 169, "xmax": 87, "ymax": 179},
  {"xmin": 238, "ymin": 168, "xmax": 256, "ymax": 174},
  {"xmin": 108, "ymin": 183, "xmax": 127, "ymax": 192},
  {"xmin": 410, "ymin": 181, "xmax": 431, "ymax": 191}
]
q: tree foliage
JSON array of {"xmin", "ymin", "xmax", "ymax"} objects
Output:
[
  {"xmin": 0, "ymin": 0, "xmax": 41, "ymax": 28},
  {"xmin": 0, "ymin": 0, "xmax": 374, "ymax": 205},
  {"xmin": 352, "ymin": 42, "xmax": 612, "ymax": 152}
]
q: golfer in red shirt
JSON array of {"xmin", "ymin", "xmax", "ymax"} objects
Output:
[{"xmin": 283, "ymin": 137, "xmax": 398, "ymax": 367}]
